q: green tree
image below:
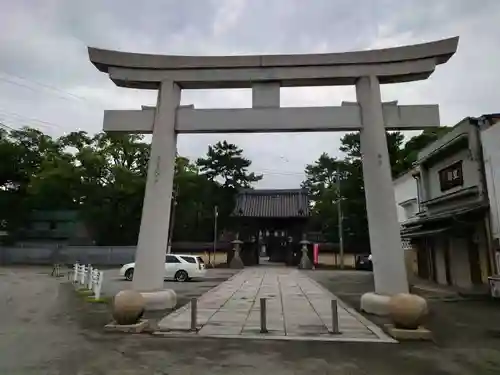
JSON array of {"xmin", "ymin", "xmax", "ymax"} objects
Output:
[
  {"xmin": 196, "ymin": 141, "xmax": 262, "ymax": 189},
  {"xmin": 302, "ymin": 153, "xmax": 341, "ymax": 242},
  {"xmin": 172, "ymin": 156, "xmax": 220, "ymax": 241},
  {"xmin": 304, "ymin": 127, "xmax": 453, "ymax": 252},
  {"xmin": 0, "ymin": 127, "xmax": 27, "ymax": 233},
  {"xmin": 196, "ymin": 140, "xmax": 262, "ymax": 233},
  {"xmin": 339, "ymin": 131, "xmax": 406, "ymax": 176},
  {"xmin": 59, "ymin": 131, "xmax": 150, "ymax": 245},
  {"xmin": 0, "ymin": 127, "xmax": 67, "ymax": 233},
  {"xmin": 398, "ymin": 127, "xmax": 452, "ymax": 172}
]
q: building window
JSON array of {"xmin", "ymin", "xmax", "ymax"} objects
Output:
[
  {"xmin": 439, "ymin": 161, "xmax": 463, "ymax": 192},
  {"xmin": 403, "ymin": 203, "xmax": 417, "ymax": 220}
]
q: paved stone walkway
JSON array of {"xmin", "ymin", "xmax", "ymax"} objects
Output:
[{"xmin": 157, "ymin": 268, "xmax": 394, "ymax": 342}]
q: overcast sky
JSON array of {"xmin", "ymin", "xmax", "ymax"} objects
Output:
[{"xmin": 1, "ymin": 0, "xmax": 499, "ymax": 188}]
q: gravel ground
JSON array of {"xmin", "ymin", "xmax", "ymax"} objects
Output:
[
  {"xmin": 102, "ymin": 268, "xmax": 240, "ymax": 307},
  {"xmin": 2, "ymin": 266, "xmax": 500, "ymax": 374}
]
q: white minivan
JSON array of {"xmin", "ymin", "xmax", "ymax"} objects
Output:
[{"xmin": 119, "ymin": 254, "xmax": 207, "ymax": 282}]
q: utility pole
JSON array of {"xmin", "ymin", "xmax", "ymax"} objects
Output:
[
  {"xmin": 212, "ymin": 205, "xmax": 218, "ymax": 267},
  {"xmin": 336, "ymin": 165, "xmax": 345, "ymax": 269}
]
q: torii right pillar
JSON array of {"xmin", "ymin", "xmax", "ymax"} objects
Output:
[{"xmin": 356, "ymin": 75, "xmax": 409, "ymax": 315}]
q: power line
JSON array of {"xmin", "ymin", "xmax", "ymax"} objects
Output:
[
  {"xmin": 0, "ymin": 108, "xmax": 64, "ymax": 130},
  {"xmin": 0, "ymin": 116, "xmax": 55, "ymax": 131},
  {"xmin": 0, "ymin": 121, "xmax": 16, "ymax": 131},
  {"xmin": 0, "ymin": 116, "xmax": 61, "ymax": 135},
  {"xmin": 3, "ymin": 72, "xmax": 92, "ymax": 103},
  {"xmin": 0, "ymin": 72, "xmax": 104, "ymax": 109},
  {"xmin": 258, "ymin": 168, "xmax": 304, "ymax": 176}
]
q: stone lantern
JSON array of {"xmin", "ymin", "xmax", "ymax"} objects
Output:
[
  {"xmin": 230, "ymin": 234, "xmax": 244, "ymax": 269},
  {"xmin": 298, "ymin": 235, "xmax": 313, "ymax": 270}
]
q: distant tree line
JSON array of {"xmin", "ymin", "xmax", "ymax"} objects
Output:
[
  {"xmin": 302, "ymin": 128, "xmax": 450, "ymax": 250},
  {"xmin": 0, "ymin": 125, "xmax": 449, "ymax": 247},
  {"xmin": 0, "ymin": 128, "xmax": 261, "ymax": 245}
]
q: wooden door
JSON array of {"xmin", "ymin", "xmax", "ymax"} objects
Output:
[
  {"xmin": 428, "ymin": 238, "xmax": 437, "ymax": 282},
  {"xmin": 443, "ymin": 238, "xmax": 453, "ymax": 285},
  {"xmin": 467, "ymin": 235, "xmax": 483, "ymax": 285},
  {"xmin": 417, "ymin": 240, "xmax": 430, "ymax": 279}
]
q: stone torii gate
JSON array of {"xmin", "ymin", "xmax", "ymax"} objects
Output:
[{"xmin": 88, "ymin": 37, "xmax": 458, "ymax": 313}]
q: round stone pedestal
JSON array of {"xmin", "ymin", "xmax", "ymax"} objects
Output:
[
  {"xmin": 388, "ymin": 293, "xmax": 428, "ymax": 329},
  {"xmin": 360, "ymin": 292, "xmax": 391, "ymax": 316},
  {"xmin": 113, "ymin": 290, "xmax": 145, "ymax": 325},
  {"xmin": 140, "ymin": 289, "xmax": 177, "ymax": 311}
]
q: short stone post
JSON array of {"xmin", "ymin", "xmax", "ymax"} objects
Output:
[
  {"xmin": 80, "ymin": 264, "xmax": 86, "ymax": 285},
  {"xmin": 73, "ymin": 263, "xmax": 79, "ymax": 283},
  {"xmin": 298, "ymin": 238, "xmax": 313, "ymax": 270},
  {"xmin": 93, "ymin": 270, "xmax": 104, "ymax": 300},
  {"xmin": 331, "ymin": 299, "xmax": 340, "ymax": 334},
  {"xmin": 230, "ymin": 238, "xmax": 244, "ymax": 269},
  {"xmin": 260, "ymin": 298, "xmax": 268, "ymax": 333},
  {"xmin": 87, "ymin": 265, "xmax": 94, "ymax": 290},
  {"xmin": 190, "ymin": 298, "xmax": 198, "ymax": 331}
]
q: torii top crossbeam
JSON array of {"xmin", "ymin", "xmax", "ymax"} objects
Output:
[{"xmin": 88, "ymin": 37, "xmax": 458, "ymax": 89}]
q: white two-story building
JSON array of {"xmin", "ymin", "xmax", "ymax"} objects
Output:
[{"xmin": 393, "ymin": 114, "xmax": 500, "ymax": 290}]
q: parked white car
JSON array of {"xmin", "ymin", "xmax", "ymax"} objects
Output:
[{"xmin": 119, "ymin": 254, "xmax": 207, "ymax": 282}]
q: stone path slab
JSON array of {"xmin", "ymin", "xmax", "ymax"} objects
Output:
[{"xmin": 157, "ymin": 267, "xmax": 395, "ymax": 342}]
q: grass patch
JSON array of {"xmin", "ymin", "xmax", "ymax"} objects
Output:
[
  {"xmin": 85, "ymin": 295, "xmax": 113, "ymax": 304},
  {"xmin": 76, "ymin": 289, "xmax": 94, "ymax": 296},
  {"xmin": 74, "ymin": 285, "xmax": 112, "ymax": 305}
]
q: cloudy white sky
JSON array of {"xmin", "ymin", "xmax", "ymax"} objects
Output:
[{"xmin": 1, "ymin": 0, "xmax": 499, "ymax": 188}]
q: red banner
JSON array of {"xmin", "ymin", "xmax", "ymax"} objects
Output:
[{"xmin": 313, "ymin": 243, "xmax": 319, "ymax": 265}]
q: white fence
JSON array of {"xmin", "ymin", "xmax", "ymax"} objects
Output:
[{"xmin": 73, "ymin": 262, "xmax": 104, "ymax": 300}]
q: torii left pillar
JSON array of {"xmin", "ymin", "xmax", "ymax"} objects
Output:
[
  {"xmin": 132, "ymin": 80, "xmax": 179, "ymax": 309},
  {"xmin": 357, "ymin": 76, "xmax": 409, "ymax": 315}
]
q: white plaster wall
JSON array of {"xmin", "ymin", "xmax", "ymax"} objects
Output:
[
  {"xmin": 393, "ymin": 172, "xmax": 418, "ymax": 223},
  {"xmin": 481, "ymin": 123, "xmax": 500, "ymax": 241},
  {"xmin": 426, "ymin": 148, "xmax": 480, "ymax": 200},
  {"xmin": 394, "ymin": 174, "xmax": 418, "ymax": 221},
  {"xmin": 449, "ymin": 237, "xmax": 472, "ymax": 289}
]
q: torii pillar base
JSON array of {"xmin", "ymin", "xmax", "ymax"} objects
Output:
[{"xmin": 360, "ymin": 292, "xmax": 392, "ymax": 316}]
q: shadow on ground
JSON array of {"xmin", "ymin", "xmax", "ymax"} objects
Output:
[{"xmin": 308, "ymin": 270, "xmax": 500, "ymax": 347}]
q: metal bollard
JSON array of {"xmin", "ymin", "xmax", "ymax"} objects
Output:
[
  {"xmin": 190, "ymin": 298, "xmax": 198, "ymax": 331},
  {"xmin": 331, "ymin": 299, "xmax": 340, "ymax": 334},
  {"xmin": 260, "ymin": 298, "xmax": 268, "ymax": 333}
]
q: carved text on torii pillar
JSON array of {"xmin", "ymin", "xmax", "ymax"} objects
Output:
[{"xmin": 154, "ymin": 156, "xmax": 161, "ymax": 183}]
